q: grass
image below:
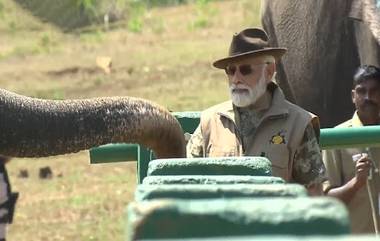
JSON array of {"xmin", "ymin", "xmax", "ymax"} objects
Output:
[
  {"xmin": 2, "ymin": 0, "xmax": 261, "ymax": 240},
  {"xmin": 8, "ymin": 152, "xmax": 136, "ymax": 241}
]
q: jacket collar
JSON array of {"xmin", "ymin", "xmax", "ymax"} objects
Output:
[
  {"xmin": 351, "ymin": 111, "xmax": 364, "ymax": 127},
  {"xmin": 261, "ymin": 84, "xmax": 289, "ymax": 121},
  {"xmin": 216, "ymin": 101, "xmax": 235, "ymax": 121}
]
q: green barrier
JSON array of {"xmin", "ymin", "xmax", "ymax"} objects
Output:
[
  {"xmin": 147, "ymin": 157, "xmax": 272, "ymax": 176},
  {"xmin": 89, "ymin": 112, "xmax": 380, "ymax": 182},
  {"xmin": 90, "ymin": 114, "xmax": 380, "ymax": 162},
  {"xmin": 89, "ymin": 112, "xmax": 200, "ymax": 183},
  {"xmin": 320, "ymin": 126, "xmax": 380, "ymax": 149},
  {"xmin": 127, "ymin": 197, "xmax": 350, "ymax": 240},
  {"xmin": 134, "ymin": 184, "xmax": 307, "ymax": 201},
  {"xmin": 142, "ymin": 175, "xmax": 285, "ymax": 185},
  {"xmin": 89, "ymin": 112, "xmax": 200, "ymax": 164},
  {"xmin": 89, "ymin": 143, "xmax": 151, "ymax": 183},
  {"xmin": 139, "ymin": 235, "xmax": 380, "ymax": 241}
]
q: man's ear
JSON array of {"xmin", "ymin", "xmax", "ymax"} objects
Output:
[
  {"xmin": 266, "ymin": 63, "xmax": 276, "ymax": 82},
  {"xmin": 351, "ymin": 89, "xmax": 356, "ymax": 104}
]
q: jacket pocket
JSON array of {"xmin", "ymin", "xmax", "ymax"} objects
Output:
[
  {"xmin": 265, "ymin": 145, "xmax": 290, "ymax": 180},
  {"xmin": 207, "ymin": 144, "xmax": 238, "ymax": 157}
]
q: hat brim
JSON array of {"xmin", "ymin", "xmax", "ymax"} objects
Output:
[{"xmin": 212, "ymin": 48, "xmax": 287, "ymax": 69}]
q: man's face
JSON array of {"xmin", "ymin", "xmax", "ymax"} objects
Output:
[
  {"xmin": 225, "ymin": 57, "xmax": 274, "ymax": 107},
  {"xmin": 352, "ymin": 78, "xmax": 380, "ymax": 124}
]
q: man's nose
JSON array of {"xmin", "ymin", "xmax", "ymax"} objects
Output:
[
  {"xmin": 231, "ymin": 71, "xmax": 243, "ymax": 85},
  {"xmin": 364, "ymin": 91, "xmax": 372, "ymax": 101}
]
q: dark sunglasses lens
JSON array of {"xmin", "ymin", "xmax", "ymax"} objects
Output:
[
  {"xmin": 225, "ymin": 66, "xmax": 236, "ymax": 75},
  {"xmin": 239, "ymin": 65, "xmax": 253, "ymax": 75}
]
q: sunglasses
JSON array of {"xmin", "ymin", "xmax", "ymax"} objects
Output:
[{"xmin": 225, "ymin": 63, "xmax": 269, "ymax": 76}]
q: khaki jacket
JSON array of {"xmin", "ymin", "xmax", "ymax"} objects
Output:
[
  {"xmin": 323, "ymin": 112, "xmax": 380, "ymax": 233},
  {"xmin": 199, "ymin": 86, "xmax": 319, "ymax": 182}
]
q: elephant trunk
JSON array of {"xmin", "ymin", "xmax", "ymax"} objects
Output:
[{"xmin": 0, "ymin": 89, "xmax": 186, "ymax": 158}]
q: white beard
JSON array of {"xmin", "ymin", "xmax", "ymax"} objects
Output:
[{"xmin": 229, "ymin": 70, "xmax": 267, "ymax": 107}]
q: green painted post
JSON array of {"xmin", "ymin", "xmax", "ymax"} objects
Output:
[{"xmin": 137, "ymin": 147, "xmax": 153, "ymax": 184}]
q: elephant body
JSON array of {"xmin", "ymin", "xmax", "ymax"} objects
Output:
[{"xmin": 261, "ymin": 0, "xmax": 380, "ymax": 127}]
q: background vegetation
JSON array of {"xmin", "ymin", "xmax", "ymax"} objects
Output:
[{"xmin": 1, "ymin": 0, "xmax": 261, "ymax": 240}]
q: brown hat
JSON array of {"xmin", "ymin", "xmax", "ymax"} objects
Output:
[{"xmin": 213, "ymin": 28, "xmax": 287, "ymax": 69}]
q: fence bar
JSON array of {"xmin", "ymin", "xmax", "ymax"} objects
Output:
[
  {"xmin": 127, "ymin": 197, "xmax": 350, "ymax": 240},
  {"xmin": 320, "ymin": 126, "xmax": 380, "ymax": 149},
  {"xmin": 90, "ymin": 126, "xmax": 380, "ymax": 164},
  {"xmin": 89, "ymin": 143, "xmax": 139, "ymax": 163}
]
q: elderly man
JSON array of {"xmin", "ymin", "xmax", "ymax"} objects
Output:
[
  {"xmin": 323, "ymin": 65, "xmax": 380, "ymax": 233},
  {"xmin": 187, "ymin": 28, "xmax": 326, "ymax": 195}
]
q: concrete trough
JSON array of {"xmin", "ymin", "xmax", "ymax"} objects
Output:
[
  {"xmin": 147, "ymin": 157, "xmax": 272, "ymax": 176},
  {"xmin": 139, "ymin": 235, "xmax": 379, "ymax": 241},
  {"xmin": 142, "ymin": 175, "xmax": 285, "ymax": 185},
  {"xmin": 135, "ymin": 184, "xmax": 307, "ymax": 201},
  {"xmin": 127, "ymin": 197, "xmax": 350, "ymax": 240}
]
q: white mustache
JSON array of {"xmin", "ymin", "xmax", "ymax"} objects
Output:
[{"xmin": 230, "ymin": 84, "xmax": 250, "ymax": 92}]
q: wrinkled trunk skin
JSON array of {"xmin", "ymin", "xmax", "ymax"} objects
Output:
[
  {"xmin": 262, "ymin": 0, "xmax": 360, "ymax": 127},
  {"xmin": 0, "ymin": 89, "xmax": 186, "ymax": 158}
]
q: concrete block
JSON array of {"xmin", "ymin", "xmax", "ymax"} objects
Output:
[
  {"xmin": 135, "ymin": 184, "xmax": 307, "ymax": 201},
  {"xmin": 147, "ymin": 157, "xmax": 272, "ymax": 176},
  {"xmin": 142, "ymin": 175, "xmax": 285, "ymax": 185},
  {"xmin": 139, "ymin": 235, "xmax": 379, "ymax": 241},
  {"xmin": 127, "ymin": 197, "xmax": 350, "ymax": 240}
]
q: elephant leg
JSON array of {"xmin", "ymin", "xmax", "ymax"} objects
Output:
[
  {"xmin": 274, "ymin": 60, "xmax": 297, "ymax": 104},
  {"xmin": 353, "ymin": 19, "xmax": 380, "ymax": 66},
  {"xmin": 261, "ymin": 0, "xmax": 297, "ymax": 104},
  {"xmin": 261, "ymin": 0, "xmax": 359, "ymax": 127}
]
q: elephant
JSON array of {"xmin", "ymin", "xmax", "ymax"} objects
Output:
[
  {"xmin": 261, "ymin": 0, "xmax": 380, "ymax": 127},
  {"xmin": 0, "ymin": 88, "xmax": 186, "ymax": 159}
]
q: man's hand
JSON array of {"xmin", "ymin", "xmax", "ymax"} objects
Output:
[
  {"xmin": 353, "ymin": 154, "xmax": 372, "ymax": 188},
  {"xmin": 307, "ymin": 183, "xmax": 323, "ymax": 196},
  {"xmin": 326, "ymin": 154, "xmax": 372, "ymax": 204}
]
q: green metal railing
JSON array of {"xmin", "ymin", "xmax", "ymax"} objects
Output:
[
  {"xmin": 320, "ymin": 126, "xmax": 380, "ymax": 149},
  {"xmin": 89, "ymin": 112, "xmax": 202, "ymax": 183},
  {"xmin": 89, "ymin": 111, "xmax": 380, "ymax": 183}
]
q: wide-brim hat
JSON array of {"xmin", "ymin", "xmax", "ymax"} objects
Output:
[{"xmin": 213, "ymin": 28, "xmax": 287, "ymax": 69}]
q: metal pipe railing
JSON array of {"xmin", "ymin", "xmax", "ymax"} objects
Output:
[
  {"xmin": 90, "ymin": 126, "xmax": 380, "ymax": 163},
  {"xmin": 88, "ymin": 112, "xmax": 380, "ymax": 182},
  {"xmin": 89, "ymin": 143, "xmax": 139, "ymax": 164},
  {"xmin": 320, "ymin": 126, "xmax": 380, "ymax": 149}
]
